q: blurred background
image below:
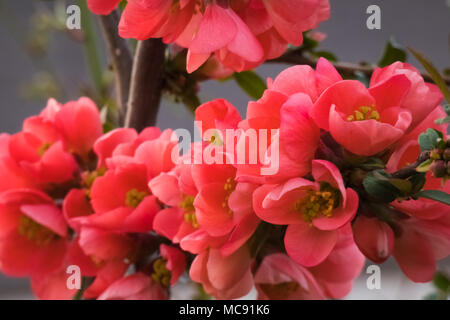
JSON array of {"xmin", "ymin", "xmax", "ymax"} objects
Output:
[{"xmin": 0, "ymin": 0, "xmax": 448, "ymax": 299}]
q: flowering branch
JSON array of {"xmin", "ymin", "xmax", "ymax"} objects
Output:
[
  {"xmin": 269, "ymin": 48, "xmax": 450, "ymax": 85},
  {"xmin": 125, "ymin": 39, "xmax": 167, "ymax": 131},
  {"xmin": 98, "ymin": 9, "xmax": 133, "ymax": 124}
]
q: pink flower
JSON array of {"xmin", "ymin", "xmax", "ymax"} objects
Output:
[
  {"xmin": 186, "ymin": 3, "xmax": 264, "ymax": 73},
  {"xmin": 8, "ymin": 117, "xmax": 78, "ymax": 185},
  {"xmin": 255, "ymin": 231, "xmax": 364, "ymax": 300},
  {"xmin": 352, "ymin": 215, "xmax": 394, "ymax": 264},
  {"xmin": 0, "ymin": 189, "xmax": 68, "ymax": 277},
  {"xmin": 150, "ymin": 156, "xmax": 199, "ymax": 243},
  {"xmin": 159, "ymin": 244, "xmax": 186, "ymax": 286},
  {"xmin": 371, "ymin": 62, "xmax": 444, "ymax": 130},
  {"xmin": 254, "ymin": 253, "xmax": 325, "ymax": 299},
  {"xmin": 311, "ymin": 74, "xmax": 414, "ymax": 156},
  {"xmin": 52, "ymin": 97, "xmax": 103, "ymax": 159},
  {"xmin": 119, "ymin": 0, "xmax": 330, "ymax": 72},
  {"xmin": 119, "ymin": 0, "xmax": 197, "ymax": 43},
  {"xmin": 0, "ymin": 134, "xmax": 37, "ymax": 192},
  {"xmin": 392, "ymin": 215, "xmax": 450, "ymax": 282},
  {"xmin": 236, "ymin": 59, "xmax": 340, "ymax": 183},
  {"xmin": 86, "ymin": 163, "xmax": 160, "ymax": 233},
  {"xmin": 98, "ymin": 273, "xmax": 168, "ymax": 300},
  {"xmin": 190, "ymin": 245, "xmax": 253, "ymax": 299},
  {"xmin": 30, "ymin": 239, "xmax": 100, "ymax": 300},
  {"xmin": 87, "ymin": 0, "xmax": 121, "ymax": 15},
  {"xmin": 253, "ymin": 160, "xmax": 359, "ymax": 266}
]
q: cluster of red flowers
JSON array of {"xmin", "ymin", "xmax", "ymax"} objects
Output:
[
  {"xmin": 0, "ymin": 58, "xmax": 448, "ymax": 299},
  {"xmin": 87, "ymin": 0, "xmax": 330, "ymax": 73}
]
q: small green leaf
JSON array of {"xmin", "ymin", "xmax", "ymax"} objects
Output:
[
  {"xmin": 418, "ymin": 129, "xmax": 442, "ymax": 151},
  {"xmin": 433, "ymin": 272, "xmax": 450, "ymax": 293},
  {"xmin": 302, "ymin": 32, "xmax": 319, "ymax": 51},
  {"xmin": 409, "ymin": 47, "xmax": 450, "ymax": 103},
  {"xmin": 233, "ymin": 70, "xmax": 267, "ymax": 100},
  {"xmin": 435, "ymin": 116, "xmax": 450, "ymax": 125},
  {"xmin": 311, "ymin": 51, "xmax": 338, "ymax": 62},
  {"xmin": 363, "ymin": 170, "xmax": 400, "ymax": 202},
  {"xmin": 416, "ymin": 159, "xmax": 433, "ymax": 173},
  {"xmin": 378, "ymin": 38, "xmax": 407, "ymax": 68},
  {"xmin": 415, "ymin": 190, "xmax": 450, "ymax": 205},
  {"xmin": 360, "ymin": 158, "xmax": 386, "ymax": 170}
]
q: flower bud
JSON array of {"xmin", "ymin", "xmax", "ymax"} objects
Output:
[
  {"xmin": 443, "ymin": 148, "xmax": 450, "ymax": 161},
  {"xmin": 353, "ymin": 215, "xmax": 394, "ymax": 263},
  {"xmin": 430, "ymin": 160, "xmax": 447, "ymax": 178}
]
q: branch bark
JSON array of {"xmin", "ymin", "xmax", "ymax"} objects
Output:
[
  {"xmin": 125, "ymin": 39, "xmax": 167, "ymax": 131},
  {"xmin": 269, "ymin": 49, "xmax": 450, "ymax": 85},
  {"xmin": 98, "ymin": 10, "xmax": 133, "ymax": 124}
]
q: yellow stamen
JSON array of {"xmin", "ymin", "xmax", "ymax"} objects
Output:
[
  {"xmin": 125, "ymin": 189, "xmax": 148, "ymax": 208},
  {"xmin": 18, "ymin": 215, "xmax": 59, "ymax": 247},
  {"xmin": 293, "ymin": 184, "xmax": 340, "ymax": 222},
  {"xmin": 37, "ymin": 142, "xmax": 52, "ymax": 156},
  {"xmin": 346, "ymin": 105, "xmax": 380, "ymax": 122},
  {"xmin": 180, "ymin": 195, "xmax": 199, "ymax": 228},
  {"xmin": 222, "ymin": 177, "xmax": 235, "ymax": 215},
  {"xmin": 151, "ymin": 258, "xmax": 172, "ymax": 288}
]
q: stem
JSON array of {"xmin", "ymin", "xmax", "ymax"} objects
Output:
[
  {"xmin": 269, "ymin": 49, "xmax": 450, "ymax": 85},
  {"xmin": 391, "ymin": 151, "xmax": 430, "ymax": 179},
  {"xmin": 125, "ymin": 39, "xmax": 167, "ymax": 131},
  {"xmin": 79, "ymin": 0, "xmax": 104, "ymax": 95},
  {"xmin": 98, "ymin": 10, "xmax": 133, "ymax": 124}
]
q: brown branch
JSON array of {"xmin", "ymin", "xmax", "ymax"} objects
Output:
[
  {"xmin": 125, "ymin": 39, "xmax": 167, "ymax": 131},
  {"xmin": 98, "ymin": 10, "xmax": 133, "ymax": 124},
  {"xmin": 269, "ymin": 49, "xmax": 450, "ymax": 85},
  {"xmin": 391, "ymin": 151, "xmax": 430, "ymax": 179}
]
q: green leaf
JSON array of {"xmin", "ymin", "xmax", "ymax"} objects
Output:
[
  {"xmin": 78, "ymin": 0, "xmax": 104, "ymax": 96},
  {"xmin": 301, "ymin": 32, "xmax": 319, "ymax": 51},
  {"xmin": 416, "ymin": 159, "xmax": 433, "ymax": 173},
  {"xmin": 435, "ymin": 116, "xmax": 450, "ymax": 125},
  {"xmin": 415, "ymin": 190, "xmax": 450, "ymax": 205},
  {"xmin": 418, "ymin": 129, "xmax": 442, "ymax": 151},
  {"xmin": 433, "ymin": 272, "xmax": 450, "ymax": 293},
  {"xmin": 378, "ymin": 38, "xmax": 407, "ymax": 68},
  {"xmin": 311, "ymin": 51, "xmax": 338, "ymax": 62},
  {"xmin": 409, "ymin": 47, "xmax": 450, "ymax": 103},
  {"xmin": 435, "ymin": 104, "xmax": 450, "ymax": 124},
  {"xmin": 234, "ymin": 70, "xmax": 267, "ymax": 100},
  {"xmin": 409, "ymin": 173, "xmax": 427, "ymax": 194},
  {"xmin": 389, "ymin": 178, "xmax": 412, "ymax": 194},
  {"xmin": 363, "ymin": 170, "xmax": 400, "ymax": 202}
]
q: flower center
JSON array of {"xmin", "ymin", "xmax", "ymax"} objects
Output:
[
  {"xmin": 125, "ymin": 189, "xmax": 148, "ymax": 208},
  {"xmin": 293, "ymin": 183, "xmax": 340, "ymax": 222},
  {"xmin": 346, "ymin": 106, "xmax": 380, "ymax": 122},
  {"xmin": 18, "ymin": 215, "xmax": 59, "ymax": 247},
  {"xmin": 151, "ymin": 258, "xmax": 172, "ymax": 288},
  {"xmin": 180, "ymin": 195, "xmax": 199, "ymax": 228},
  {"xmin": 222, "ymin": 177, "xmax": 236, "ymax": 215},
  {"xmin": 37, "ymin": 142, "xmax": 52, "ymax": 156}
]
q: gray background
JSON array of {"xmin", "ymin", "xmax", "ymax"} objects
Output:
[{"xmin": 0, "ymin": 0, "xmax": 449, "ymax": 299}]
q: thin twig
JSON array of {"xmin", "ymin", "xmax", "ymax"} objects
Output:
[
  {"xmin": 98, "ymin": 10, "xmax": 133, "ymax": 124},
  {"xmin": 125, "ymin": 39, "xmax": 167, "ymax": 131},
  {"xmin": 391, "ymin": 151, "xmax": 431, "ymax": 179},
  {"xmin": 269, "ymin": 49, "xmax": 450, "ymax": 85}
]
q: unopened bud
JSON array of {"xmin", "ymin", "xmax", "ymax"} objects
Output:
[
  {"xmin": 443, "ymin": 149, "xmax": 450, "ymax": 161},
  {"xmin": 430, "ymin": 160, "xmax": 447, "ymax": 178}
]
